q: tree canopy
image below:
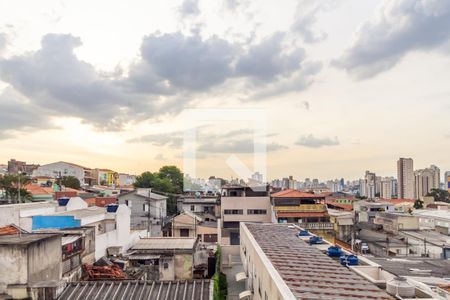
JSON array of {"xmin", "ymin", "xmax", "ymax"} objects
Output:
[
  {"xmin": 426, "ymin": 188, "xmax": 450, "ymax": 203},
  {"xmin": 61, "ymin": 176, "xmax": 81, "ymax": 190},
  {"xmin": 0, "ymin": 174, "xmax": 32, "ymax": 203}
]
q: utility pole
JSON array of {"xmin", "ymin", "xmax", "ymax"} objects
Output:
[{"xmin": 424, "ymin": 237, "xmax": 427, "ymax": 257}]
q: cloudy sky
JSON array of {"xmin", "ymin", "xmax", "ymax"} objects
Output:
[{"xmin": 0, "ymin": 0, "xmax": 449, "ymax": 181}]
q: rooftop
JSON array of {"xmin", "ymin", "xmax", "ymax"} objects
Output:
[
  {"xmin": 271, "ymin": 189, "xmax": 325, "ymax": 199},
  {"xmin": 50, "ymin": 206, "xmax": 106, "ymax": 218},
  {"xmin": 413, "ymin": 209, "xmax": 450, "ymax": 220},
  {"xmin": 58, "ymin": 280, "xmax": 211, "ymax": 300},
  {"xmin": 0, "ymin": 233, "xmax": 60, "ymax": 245},
  {"xmin": 243, "ymin": 223, "xmax": 391, "ymax": 299},
  {"xmin": 0, "ymin": 224, "xmax": 27, "ymax": 235},
  {"xmin": 370, "ymin": 257, "xmax": 450, "ymax": 278},
  {"xmin": 132, "ymin": 237, "xmax": 197, "ymax": 251}
]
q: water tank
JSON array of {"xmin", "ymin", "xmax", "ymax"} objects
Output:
[
  {"xmin": 106, "ymin": 204, "xmax": 119, "ymax": 213},
  {"xmin": 327, "ymin": 246, "xmax": 342, "ymax": 257},
  {"xmin": 339, "ymin": 255, "xmax": 358, "ymax": 266},
  {"xmin": 58, "ymin": 197, "xmax": 70, "ymax": 206},
  {"xmin": 386, "ymin": 277, "xmax": 415, "ymax": 298},
  {"xmin": 298, "ymin": 230, "xmax": 310, "ymax": 237},
  {"xmin": 309, "ymin": 236, "xmax": 323, "ymax": 245}
]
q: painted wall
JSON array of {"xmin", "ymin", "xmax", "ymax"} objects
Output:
[{"xmin": 32, "ymin": 216, "xmax": 81, "ymax": 230}]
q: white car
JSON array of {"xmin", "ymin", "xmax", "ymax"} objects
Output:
[{"xmin": 361, "ymin": 243, "xmax": 369, "ymax": 253}]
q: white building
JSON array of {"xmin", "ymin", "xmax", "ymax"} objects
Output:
[
  {"xmin": 414, "ymin": 166, "xmax": 440, "ymax": 198},
  {"xmin": 32, "ymin": 161, "xmax": 92, "ymax": 186},
  {"xmin": 413, "ymin": 209, "xmax": 450, "ymax": 235}
]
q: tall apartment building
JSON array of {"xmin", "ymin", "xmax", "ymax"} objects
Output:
[
  {"xmin": 446, "ymin": 171, "xmax": 450, "ymax": 192},
  {"xmin": 414, "ymin": 166, "xmax": 440, "ymax": 198},
  {"xmin": 380, "ymin": 177, "xmax": 393, "ymax": 199},
  {"xmin": 364, "ymin": 171, "xmax": 377, "ymax": 199},
  {"xmin": 397, "ymin": 158, "xmax": 414, "ymax": 199}
]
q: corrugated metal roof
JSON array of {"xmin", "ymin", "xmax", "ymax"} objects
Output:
[
  {"xmin": 58, "ymin": 280, "xmax": 211, "ymax": 300},
  {"xmin": 132, "ymin": 238, "xmax": 197, "ymax": 251},
  {"xmin": 244, "ymin": 223, "xmax": 392, "ymax": 300}
]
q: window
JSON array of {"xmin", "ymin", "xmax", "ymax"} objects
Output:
[
  {"xmin": 125, "ymin": 200, "xmax": 132, "ymax": 207},
  {"xmin": 190, "ymin": 205, "xmax": 195, "ymax": 211},
  {"xmin": 143, "ymin": 204, "xmax": 149, "ymax": 212},
  {"xmin": 180, "ymin": 228, "xmax": 190, "ymax": 237},
  {"xmin": 247, "ymin": 209, "xmax": 267, "ymax": 215},
  {"xmin": 224, "ymin": 209, "xmax": 243, "ymax": 215},
  {"xmin": 163, "ymin": 263, "xmax": 169, "ymax": 269}
]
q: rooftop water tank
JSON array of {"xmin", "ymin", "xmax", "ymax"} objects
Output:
[
  {"xmin": 339, "ymin": 255, "xmax": 358, "ymax": 266},
  {"xmin": 298, "ymin": 230, "xmax": 310, "ymax": 237},
  {"xmin": 386, "ymin": 277, "xmax": 415, "ymax": 298},
  {"xmin": 309, "ymin": 236, "xmax": 323, "ymax": 245},
  {"xmin": 58, "ymin": 197, "xmax": 70, "ymax": 206},
  {"xmin": 327, "ymin": 246, "xmax": 342, "ymax": 257},
  {"xmin": 106, "ymin": 204, "xmax": 119, "ymax": 213}
]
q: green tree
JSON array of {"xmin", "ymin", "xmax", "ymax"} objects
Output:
[
  {"xmin": 426, "ymin": 188, "xmax": 450, "ymax": 203},
  {"xmin": 414, "ymin": 198, "xmax": 424, "ymax": 209},
  {"xmin": 61, "ymin": 176, "xmax": 81, "ymax": 189},
  {"xmin": 0, "ymin": 174, "xmax": 32, "ymax": 203},
  {"xmin": 158, "ymin": 166, "xmax": 183, "ymax": 193}
]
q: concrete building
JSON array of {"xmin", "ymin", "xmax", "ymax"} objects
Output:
[
  {"xmin": 0, "ymin": 233, "xmax": 62, "ymax": 299},
  {"xmin": 239, "ymin": 223, "xmax": 391, "ymax": 299},
  {"xmin": 374, "ymin": 212, "xmax": 419, "ymax": 234},
  {"xmin": 414, "ymin": 166, "xmax": 440, "ymax": 198},
  {"xmin": 397, "ymin": 157, "xmax": 415, "ymax": 199},
  {"xmin": 177, "ymin": 195, "xmax": 219, "ymax": 218},
  {"xmin": 445, "ymin": 171, "xmax": 450, "ymax": 192},
  {"xmin": 354, "ymin": 200, "xmax": 395, "ymax": 223},
  {"xmin": 91, "ymin": 168, "xmax": 119, "ymax": 186},
  {"xmin": 32, "ymin": 161, "xmax": 93, "ymax": 186},
  {"xmin": 118, "ymin": 173, "xmax": 136, "ymax": 186},
  {"xmin": 413, "ymin": 209, "xmax": 450, "ymax": 235},
  {"xmin": 220, "ymin": 184, "xmax": 271, "ymax": 246},
  {"xmin": 380, "ymin": 177, "xmax": 395, "ymax": 199},
  {"xmin": 7, "ymin": 159, "xmax": 39, "ymax": 175},
  {"xmin": 328, "ymin": 209, "xmax": 354, "ymax": 242},
  {"xmin": 171, "ymin": 211, "xmax": 218, "ymax": 243},
  {"xmin": 117, "ymin": 188, "xmax": 167, "ymax": 234},
  {"xmin": 129, "ymin": 237, "xmax": 198, "ymax": 281}
]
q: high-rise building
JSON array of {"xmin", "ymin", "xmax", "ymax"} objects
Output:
[
  {"xmin": 397, "ymin": 158, "xmax": 414, "ymax": 199},
  {"xmin": 430, "ymin": 165, "xmax": 440, "ymax": 188},
  {"xmin": 414, "ymin": 166, "xmax": 440, "ymax": 198},
  {"xmin": 380, "ymin": 177, "xmax": 394, "ymax": 199},
  {"xmin": 445, "ymin": 171, "xmax": 450, "ymax": 192},
  {"xmin": 364, "ymin": 171, "xmax": 377, "ymax": 199}
]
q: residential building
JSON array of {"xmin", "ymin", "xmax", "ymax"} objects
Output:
[
  {"xmin": 354, "ymin": 200, "xmax": 395, "ymax": 223},
  {"xmin": 445, "ymin": 171, "xmax": 450, "ymax": 192},
  {"xmin": 414, "ymin": 166, "xmax": 440, "ymax": 198},
  {"xmin": 397, "ymin": 157, "xmax": 414, "ymax": 199},
  {"xmin": 374, "ymin": 212, "xmax": 419, "ymax": 234},
  {"xmin": 129, "ymin": 237, "xmax": 198, "ymax": 280},
  {"xmin": 118, "ymin": 173, "xmax": 136, "ymax": 186},
  {"xmin": 91, "ymin": 168, "xmax": 119, "ymax": 186},
  {"xmin": 271, "ymin": 189, "xmax": 331, "ymax": 230},
  {"xmin": 239, "ymin": 223, "xmax": 391, "ymax": 300},
  {"xmin": 220, "ymin": 184, "xmax": 271, "ymax": 246},
  {"xmin": 328, "ymin": 209, "xmax": 354, "ymax": 242},
  {"xmin": 32, "ymin": 161, "xmax": 93, "ymax": 186},
  {"xmin": 0, "ymin": 233, "xmax": 62, "ymax": 299},
  {"xmin": 117, "ymin": 188, "xmax": 167, "ymax": 234},
  {"xmin": 413, "ymin": 209, "xmax": 450, "ymax": 235},
  {"xmin": 0, "ymin": 164, "xmax": 8, "ymax": 175},
  {"xmin": 7, "ymin": 159, "xmax": 39, "ymax": 175},
  {"xmin": 363, "ymin": 171, "xmax": 377, "ymax": 199},
  {"xmin": 171, "ymin": 211, "xmax": 218, "ymax": 243},
  {"xmin": 380, "ymin": 177, "xmax": 394, "ymax": 199},
  {"xmin": 177, "ymin": 195, "xmax": 219, "ymax": 217}
]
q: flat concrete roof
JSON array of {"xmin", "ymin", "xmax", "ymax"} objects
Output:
[
  {"xmin": 244, "ymin": 223, "xmax": 392, "ymax": 300},
  {"xmin": 132, "ymin": 237, "xmax": 197, "ymax": 251},
  {"xmin": 50, "ymin": 207, "xmax": 106, "ymax": 218},
  {"xmin": 0, "ymin": 233, "xmax": 60, "ymax": 245}
]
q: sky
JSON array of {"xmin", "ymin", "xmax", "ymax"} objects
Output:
[{"xmin": 0, "ymin": 0, "xmax": 449, "ymax": 181}]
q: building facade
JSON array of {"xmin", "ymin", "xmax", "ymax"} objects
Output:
[{"xmin": 397, "ymin": 158, "xmax": 414, "ymax": 199}]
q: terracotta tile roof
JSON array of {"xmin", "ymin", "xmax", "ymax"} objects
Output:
[
  {"xmin": 276, "ymin": 211, "xmax": 328, "ymax": 218},
  {"xmin": 271, "ymin": 189, "xmax": 325, "ymax": 198},
  {"xmin": 326, "ymin": 202, "xmax": 353, "ymax": 211},
  {"xmin": 24, "ymin": 184, "xmax": 52, "ymax": 195},
  {"xmin": 380, "ymin": 198, "xmax": 415, "ymax": 205},
  {"xmin": 0, "ymin": 225, "xmax": 27, "ymax": 236}
]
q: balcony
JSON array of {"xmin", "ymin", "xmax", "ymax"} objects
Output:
[
  {"xmin": 274, "ymin": 204, "xmax": 326, "ymax": 213},
  {"xmin": 300, "ymin": 222, "xmax": 334, "ymax": 230}
]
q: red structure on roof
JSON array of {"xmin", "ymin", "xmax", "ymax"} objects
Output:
[{"xmin": 271, "ymin": 189, "xmax": 325, "ymax": 198}]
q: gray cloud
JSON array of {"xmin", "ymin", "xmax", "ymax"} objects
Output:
[
  {"xmin": 295, "ymin": 134, "xmax": 339, "ymax": 148},
  {"xmin": 129, "ymin": 128, "xmax": 287, "ymax": 153},
  {"xmin": 0, "ymin": 88, "xmax": 53, "ymax": 139},
  {"xmin": 235, "ymin": 33, "xmax": 305, "ymax": 82},
  {"xmin": 154, "ymin": 153, "xmax": 167, "ymax": 161},
  {"xmin": 291, "ymin": 0, "xmax": 332, "ymax": 43},
  {"xmin": 179, "ymin": 0, "xmax": 200, "ymax": 17},
  {"xmin": 0, "ymin": 30, "xmax": 320, "ymax": 135},
  {"xmin": 334, "ymin": 0, "xmax": 450, "ymax": 79}
]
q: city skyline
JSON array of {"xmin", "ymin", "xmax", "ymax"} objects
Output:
[{"xmin": 1, "ymin": 0, "xmax": 450, "ymax": 179}]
